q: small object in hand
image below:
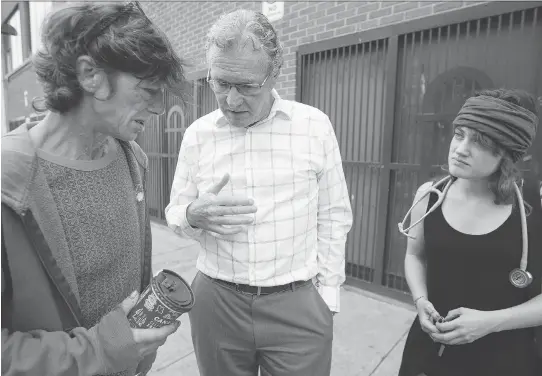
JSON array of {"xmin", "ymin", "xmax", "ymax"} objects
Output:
[
  {"xmin": 127, "ymin": 269, "xmax": 195, "ymax": 329},
  {"xmin": 437, "ymin": 315, "xmax": 447, "ymax": 357}
]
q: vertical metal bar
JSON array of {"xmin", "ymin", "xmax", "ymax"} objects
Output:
[
  {"xmin": 518, "ymin": 10, "xmax": 527, "ymax": 90},
  {"xmin": 496, "ymin": 14, "xmax": 503, "ymax": 84},
  {"xmin": 484, "ymin": 15, "xmax": 491, "ymax": 72},
  {"xmin": 414, "ymin": 31, "xmax": 426, "ymax": 170},
  {"xmin": 397, "ymin": 34, "xmax": 407, "ymax": 165},
  {"xmin": 308, "ymin": 54, "xmax": 314, "ymax": 106},
  {"xmin": 410, "ymin": 31, "xmax": 420, "ymax": 168},
  {"xmin": 406, "ymin": 33, "xmax": 414, "ymax": 165},
  {"xmin": 344, "ymin": 164, "xmax": 352, "ymax": 277},
  {"xmin": 532, "ymin": 7, "xmax": 541, "ymax": 114},
  {"xmin": 303, "ymin": 54, "xmax": 309, "ymax": 105},
  {"xmin": 357, "ymin": 42, "xmax": 368, "ymax": 272},
  {"xmin": 352, "ymin": 163, "xmax": 362, "ymax": 277},
  {"xmin": 346, "ymin": 45, "xmax": 354, "ymax": 161},
  {"xmin": 333, "ymin": 48, "xmax": 341, "ymax": 144},
  {"xmin": 327, "ymin": 50, "xmax": 333, "ymax": 127},
  {"xmin": 335, "ymin": 47, "xmax": 348, "ymax": 159},
  {"xmin": 372, "ymin": 39, "xmax": 387, "ymax": 280},
  {"xmin": 357, "ymin": 43, "xmax": 366, "ymax": 163},
  {"xmin": 310, "ymin": 54, "xmax": 315, "ymax": 107},
  {"xmin": 365, "ymin": 41, "xmax": 377, "ymax": 278},
  {"xmin": 454, "ymin": 24, "xmax": 461, "ymax": 114},
  {"xmin": 425, "ymin": 27, "xmax": 434, "ymax": 170},
  {"xmin": 373, "ymin": 36, "xmax": 399, "ymax": 286},
  {"xmin": 508, "ymin": 12, "xmax": 515, "ymax": 88},
  {"xmin": 340, "ymin": 47, "xmax": 348, "ymax": 157},
  {"xmin": 315, "ymin": 51, "xmax": 321, "ymax": 111},
  {"xmin": 295, "ymin": 51, "xmax": 303, "ymax": 102},
  {"xmin": 532, "ymin": 7, "xmax": 542, "ymax": 175},
  {"xmin": 363, "ymin": 41, "xmax": 372, "ymax": 164},
  {"xmin": 465, "ymin": 20, "xmax": 471, "ymax": 67},
  {"xmin": 360, "ymin": 41, "xmax": 372, "ymax": 272},
  {"xmin": 366, "ymin": 41, "xmax": 373, "ymax": 163},
  {"xmin": 352, "ymin": 44, "xmax": 363, "ymax": 271}
]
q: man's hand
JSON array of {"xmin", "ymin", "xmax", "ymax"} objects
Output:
[
  {"xmin": 186, "ymin": 174, "xmax": 258, "ymax": 235},
  {"xmin": 431, "ymin": 307, "xmax": 499, "ymax": 345},
  {"xmin": 120, "ymin": 291, "xmax": 180, "ymax": 359}
]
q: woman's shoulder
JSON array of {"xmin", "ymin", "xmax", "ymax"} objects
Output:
[{"xmin": 414, "ymin": 178, "xmax": 444, "ymax": 201}]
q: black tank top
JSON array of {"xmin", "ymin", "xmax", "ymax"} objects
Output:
[{"xmin": 399, "ymin": 178, "xmax": 542, "ymax": 376}]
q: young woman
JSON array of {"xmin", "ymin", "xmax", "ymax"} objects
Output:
[{"xmin": 398, "ymin": 89, "xmax": 542, "ymax": 376}]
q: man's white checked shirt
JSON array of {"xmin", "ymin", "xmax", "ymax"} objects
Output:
[{"xmin": 165, "ymin": 90, "xmax": 353, "ymax": 312}]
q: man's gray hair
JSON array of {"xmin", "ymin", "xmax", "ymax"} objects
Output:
[{"xmin": 205, "ymin": 9, "xmax": 283, "ymax": 78}]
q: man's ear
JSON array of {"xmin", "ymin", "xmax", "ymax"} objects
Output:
[{"xmin": 76, "ymin": 56, "xmax": 111, "ymax": 100}]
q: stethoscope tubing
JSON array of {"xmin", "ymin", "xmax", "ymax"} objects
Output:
[{"xmin": 398, "ymin": 175, "xmax": 531, "ymax": 287}]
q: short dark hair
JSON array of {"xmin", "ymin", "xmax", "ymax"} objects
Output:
[{"xmin": 33, "ymin": 2, "xmax": 187, "ymax": 113}]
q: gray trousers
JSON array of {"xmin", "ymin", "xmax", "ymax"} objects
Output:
[{"xmin": 188, "ymin": 272, "xmax": 334, "ymax": 376}]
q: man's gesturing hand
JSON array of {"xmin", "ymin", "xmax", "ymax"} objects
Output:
[{"xmin": 186, "ymin": 174, "xmax": 258, "ymax": 235}]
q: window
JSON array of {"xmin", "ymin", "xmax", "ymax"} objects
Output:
[
  {"xmin": 30, "ymin": 1, "xmax": 52, "ymax": 53},
  {"xmin": 4, "ymin": 8, "xmax": 23, "ymax": 72}
]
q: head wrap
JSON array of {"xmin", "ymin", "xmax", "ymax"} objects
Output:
[{"xmin": 453, "ymin": 95, "xmax": 539, "ymax": 162}]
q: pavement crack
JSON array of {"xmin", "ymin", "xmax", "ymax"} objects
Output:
[
  {"xmin": 153, "ymin": 350, "xmax": 195, "ymax": 372},
  {"xmin": 365, "ymin": 327, "xmax": 410, "ymax": 376}
]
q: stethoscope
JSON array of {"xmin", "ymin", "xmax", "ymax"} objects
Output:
[{"xmin": 397, "ymin": 175, "xmax": 532, "ymax": 289}]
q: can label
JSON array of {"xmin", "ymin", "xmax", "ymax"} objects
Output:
[{"xmin": 127, "ymin": 271, "xmax": 191, "ymax": 329}]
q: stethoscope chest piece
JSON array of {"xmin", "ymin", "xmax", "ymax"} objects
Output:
[{"xmin": 509, "ymin": 268, "xmax": 533, "ymax": 288}]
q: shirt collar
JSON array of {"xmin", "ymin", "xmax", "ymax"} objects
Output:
[{"xmin": 215, "ymin": 89, "xmax": 292, "ymax": 128}]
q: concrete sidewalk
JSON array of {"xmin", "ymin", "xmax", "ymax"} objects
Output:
[{"xmin": 147, "ymin": 221, "xmax": 416, "ymax": 376}]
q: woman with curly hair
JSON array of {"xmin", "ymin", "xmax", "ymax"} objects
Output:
[
  {"xmin": 1, "ymin": 2, "xmax": 187, "ymax": 376},
  {"xmin": 397, "ymin": 88, "xmax": 542, "ymax": 376}
]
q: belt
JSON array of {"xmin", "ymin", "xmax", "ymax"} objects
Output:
[{"xmin": 211, "ymin": 277, "xmax": 312, "ymax": 295}]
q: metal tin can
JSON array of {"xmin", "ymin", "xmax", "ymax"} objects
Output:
[{"xmin": 127, "ymin": 269, "xmax": 195, "ymax": 329}]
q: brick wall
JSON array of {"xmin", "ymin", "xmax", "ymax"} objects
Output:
[
  {"xmin": 144, "ymin": 1, "xmax": 486, "ymax": 101},
  {"xmin": 2, "ymin": 0, "xmax": 487, "ymax": 123}
]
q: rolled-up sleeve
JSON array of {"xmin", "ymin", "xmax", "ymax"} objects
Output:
[
  {"xmin": 315, "ymin": 117, "xmax": 353, "ymax": 313},
  {"xmin": 164, "ymin": 128, "xmax": 203, "ymax": 240}
]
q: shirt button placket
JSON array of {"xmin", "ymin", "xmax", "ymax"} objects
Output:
[{"xmin": 245, "ymin": 129, "xmax": 255, "ymax": 285}]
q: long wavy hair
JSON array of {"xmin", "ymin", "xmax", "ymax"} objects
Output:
[{"xmin": 441, "ymin": 88, "xmax": 539, "ymax": 206}]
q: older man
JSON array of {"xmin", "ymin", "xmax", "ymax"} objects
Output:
[{"xmin": 165, "ymin": 9, "xmax": 353, "ymax": 376}]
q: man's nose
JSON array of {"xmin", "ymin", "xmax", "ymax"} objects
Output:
[{"xmin": 226, "ymin": 86, "xmax": 243, "ymax": 108}]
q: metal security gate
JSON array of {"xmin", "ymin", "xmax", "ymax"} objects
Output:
[
  {"xmin": 297, "ymin": 2, "xmax": 542, "ymax": 299},
  {"xmin": 299, "ymin": 39, "xmax": 390, "ymax": 285},
  {"xmin": 138, "ymin": 78, "xmax": 217, "ymax": 221}
]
